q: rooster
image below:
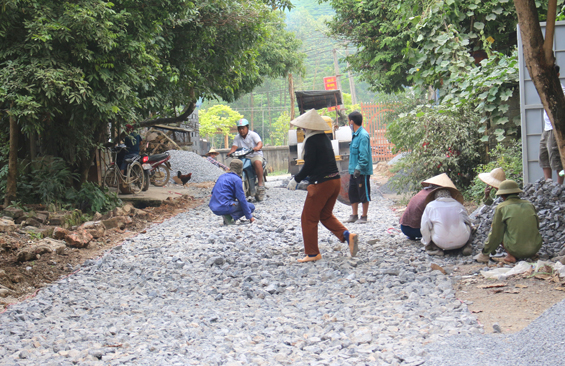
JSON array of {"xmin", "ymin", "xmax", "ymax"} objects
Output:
[{"xmin": 177, "ymin": 171, "xmax": 192, "ymax": 185}]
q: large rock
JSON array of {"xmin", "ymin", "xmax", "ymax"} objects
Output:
[
  {"xmin": 2, "ymin": 207, "xmax": 24, "ymax": 219},
  {"xmin": 24, "ymin": 217, "xmax": 42, "ymax": 227},
  {"xmin": 49, "ymin": 213, "xmax": 69, "ymax": 227},
  {"xmin": 0, "ymin": 218, "xmax": 17, "ymax": 233},
  {"xmin": 65, "ymin": 229, "xmax": 93, "ymax": 248},
  {"xmin": 34, "ymin": 212, "xmax": 49, "ymax": 224},
  {"xmin": 122, "ymin": 204, "xmax": 135, "ymax": 215},
  {"xmin": 113, "ymin": 207, "xmax": 128, "ymax": 217},
  {"xmin": 102, "ymin": 216, "xmax": 131, "ymax": 230},
  {"xmin": 53, "ymin": 227, "xmax": 69, "ymax": 240},
  {"xmin": 79, "ymin": 221, "xmax": 106, "ymax": 239},
  {"xmin": 16, "ymin": 238, "xmax": 66, "ymax": 262}
]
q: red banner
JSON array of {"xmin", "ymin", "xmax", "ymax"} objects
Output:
[{"xmin": 324, "ymin": 76, "xmax": 337, "ymax": 90}]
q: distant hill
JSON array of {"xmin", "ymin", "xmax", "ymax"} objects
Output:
[{"xmin": 289, "ymin": 0, "xmax": 334, "ymax": 17}]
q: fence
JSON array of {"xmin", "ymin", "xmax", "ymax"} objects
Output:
[{"xmin": 360, "ymin": 102, "xmax": 399, "ymax": 162}]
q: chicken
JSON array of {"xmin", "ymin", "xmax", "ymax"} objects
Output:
[{"xmin": 177, "ymin": 171, "xmax": 192, "ymax": 185}]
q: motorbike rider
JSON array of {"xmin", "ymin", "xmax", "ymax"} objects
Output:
[
  {"xmin": 227, "ymin": 119, "xmax": 265, "ymax": 192},
  {"xmin": 117, "ymin": 124, "xmax": 142, "ymax": 175}
]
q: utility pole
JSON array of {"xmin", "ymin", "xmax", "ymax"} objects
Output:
[
  {"xmin": 332, "ymin": 49, "xmax": 343, "ymax": 92},
  {"xmin": 345, "ymin": 48, "xmax": 358, "ymax": 105},
  {"xmin": 289, "ymin": 73, "xmax": 295, "ymax": 120},
  {"xmin": 250, "ymin": 92, "xmax": 254, "ymax": 130}
]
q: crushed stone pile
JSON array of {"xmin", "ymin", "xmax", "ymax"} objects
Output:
[
  {"xmin": 166, "ymin": 150, "xmax": 224, "ymax": 184},
  {"xmin": 471, "ymin": 178, "xmax": 565, "ymax": 258}
]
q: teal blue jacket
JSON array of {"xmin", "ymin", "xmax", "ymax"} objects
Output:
[{"xmin": 348, "ymin": 126, "xmax": 373, "ymax": 175}]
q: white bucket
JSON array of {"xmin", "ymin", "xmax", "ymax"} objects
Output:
[
  {"xmin": 297, "ymin": 142, "xmax": 304, "ymax": 159},
  {"xmin": 331, "ymin": 140, "xmax": 339, "ymax": 157},
  {"xmin": 288, "ymin": 130, "xmax": 297, "ymax": 145},
  {"xmin": 335, "ymin": 126, "xmax": 352, "ymax": 142}
]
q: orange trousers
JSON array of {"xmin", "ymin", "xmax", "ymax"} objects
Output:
[{"xmin": 301, "ymin": 179, "xmax": 348, "ymax": 255}]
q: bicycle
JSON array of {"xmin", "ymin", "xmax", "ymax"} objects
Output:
[{"xmin": 103, "ymin": 145, "xmax": 145, "ymax": 194}]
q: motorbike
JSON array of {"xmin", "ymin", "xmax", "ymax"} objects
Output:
[
  {"xmin": 230, "ymin": 147, "xmax": 267, "ymax": 201},
  {"xmin": 140, "ymin": 152, "xmax": 172, "ymax": 191}
]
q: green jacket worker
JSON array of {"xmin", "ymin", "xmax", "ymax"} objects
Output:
[{"xmin": 474, "ymin": 180, "xmax": 542, "ymax": 264}]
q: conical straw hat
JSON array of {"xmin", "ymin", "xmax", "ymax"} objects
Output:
[
  {"xmin": 424, "ymin": 187, "xmax": 464, "ymax": 205},
  {"xmin": 421, "ymin": 173, "xmax": 457, "ymax": 189},
  {"xmin": 290, "ymin": 109, "xmax": 331, "ymax": 131},
  {"xmin": 478, "ymin": 168, "xmax": 506, "ymax": 189}
]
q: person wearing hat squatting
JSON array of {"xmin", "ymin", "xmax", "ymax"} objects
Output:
[
  {"xmin": 209, "ymin": 160, "xmax": 255, "ymax": 226},
  {"xmin": 345, "ymin": 111, "xmax": 374, "ymax": 224},
  {"xmin": 420, "ymin": 187, "xmax": 473, "ymax": 256},
  {"xmin": 478, "ymin": 168, "xmax": 506, "ymax": 205},
  {"xmin": 399, "ymin": 173, "xmax": 457, "ymax": 240},
  {"xmin": 227, "ymin": 118, "xmax": 266, "ymax": 193},
  {"xmin": 474, "ymin": 180, "xmax": 542, "ymax": 264},
  {"xmin": 287, "ymin": 109, "xmax": 359, "ymax": 262},
  {"xmin": 205, "ymin": 148, "xmax": 230, "ymax": 172}
]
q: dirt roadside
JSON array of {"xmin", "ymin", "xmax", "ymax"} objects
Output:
[
  {"xmin": 0, "ymin": 183, "xmax": 214, "ymax": 312},
  {"xmin": 375, "ymin": 163, "xmax": 565, "ymax": 334}
]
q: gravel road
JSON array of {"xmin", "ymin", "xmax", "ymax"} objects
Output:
[{"xmin": 0, "ymin": 179, "xmax": 563, "ymax": 365}]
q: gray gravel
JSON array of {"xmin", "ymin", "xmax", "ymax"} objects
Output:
[
  {"xmin": 167, "ymin": 150, "xmax": 224, "ymax": 183},
  {"xmin": 0, "ymin": 179, "xmax": 563, "ymax": 365}
]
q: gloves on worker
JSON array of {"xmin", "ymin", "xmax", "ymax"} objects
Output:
[
  {"xmin": 353, "ymin": 169, "xmax": 361, "ymax": 178},
  {"xmin": 287, "ymin": 178, "xmax": 298, "ymax": 191}
]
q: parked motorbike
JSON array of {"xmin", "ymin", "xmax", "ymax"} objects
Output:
[
  {"xmin": 230, "ymin": 148, "xmax": 267, "ymax": 201},
  {"xmin": 140, "ymin": 152, "xmax": 172, "ymax": 191}
]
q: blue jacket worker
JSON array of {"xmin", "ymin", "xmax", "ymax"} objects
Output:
[
  {"xmin": 346, "ymin": 111, "xmax": 373, "ymax": 224},
  {"xmin": 209, "ymin": 159, "xmax": 255, "ymax": 225}
]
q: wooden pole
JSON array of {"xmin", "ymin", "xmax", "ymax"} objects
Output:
[
  {"xmin": 289, "ymin": 73, "xmax": 295, "ymax": 121},
  {"xmin": 250, "ymin": 92, "xmax": 254, "ymax": 130},
  {"xmin": 346, "ymin": 48, "xmax": 358, "ymax": 105},
  {"xmin": 333, "ymin": 49, "xmax": 343, "ymax": 92},
  {"xmin": 5, "ymin": 107, "xmax": 18, "ymax": 205}
]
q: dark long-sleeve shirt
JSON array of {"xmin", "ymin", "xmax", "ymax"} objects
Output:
[
  {"xmin": 295, "ymin": 133, "xmax": 339, "ymax": 184},
  {"xmin": 208, "ymin": 172, "xmax": 253, "ymax": 219},
  {"xmin": 400, "ymin": 189, "xmax": 434, "ymax": 229}
]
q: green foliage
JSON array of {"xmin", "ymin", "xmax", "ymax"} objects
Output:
[
  {"xmin": 465, "ymin": 141, "xmax": 523, "ymax": 203},
  {"xmin": 324, "ymin": 0, "xmax": 562, "ymax": 93},
  {"xmin": 271, "ymin": 112, "xmax": 291, "ymax": 145},
  {"xmin": 199, "ymin": 105, "xmax": 243, "ymax": 145},
  {"xmin": 0, "ymin": 0, "xmax": 304, "ymax": 185},
  {"xmin": 441, "ymin": 49, "xmax": 520, "ymax": 141},
  {"xmin": 67, "ymin": 182, "xmax": 122, "ymax": 214},
  {"xmin": 13, "ymin": 157, "xmax": 80, "ymax": 206},
  {"xmin": 387, "ymin": 105, "xmax": 483, "ymax": 193}
]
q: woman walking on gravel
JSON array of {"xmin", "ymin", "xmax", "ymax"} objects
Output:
[{"xmin": 286, "ymin": 109, "xmax": 358, "ymax": 262}]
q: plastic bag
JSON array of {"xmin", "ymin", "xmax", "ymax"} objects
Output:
[{"xmin": 481, "ymin": 261, "xmax": 532, "ymax": 280}]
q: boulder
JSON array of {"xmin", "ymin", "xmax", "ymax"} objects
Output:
[
  {"xmin": 24, "ymin": 217, "xmax": 42, "ymax": 227},
  {"xmin": 34, "ymin": 212, "xmax": 49, "ymax": 224},
  {"xmin": 0, "ymin": 218, "xmax": 17, "ymax": 233},
  {"xmin": 2, "ymin": 207, "xmax": 24, "ymax": 219},
  {"xmin": 49, "ymin": 213, "xmax": 69, "ymax": 227},
  {"xmin": 16, "ymin": 238, "xmax": 66, "ymax": 262},
  {"xmin": 113, "ymin": 207, "xmax": 128, "ymax": 217},
  {"xmin": 92, "ymin": 212, "xmax": 103, "ymax": 221},
  {"xmin": 65, "ymin": 229, "xmax": 93, "ymax": 248},
  {"xmin": 122, "ymin": 204, "xmax": 135, "ymax": 215},
  {"xmin": 133, "ymin": 209, "xmax": 149, "ymax": 219},
  {"xmin": 102, "ymin": 216, "xmax": 131, "ymax": 230},
  {"xmin": 79, "ymin": 221, "xmax": 106, "ymax": 239},
  {"xmin": 53, "ymin": 227, "xmax": 70, "ymax": 240}
]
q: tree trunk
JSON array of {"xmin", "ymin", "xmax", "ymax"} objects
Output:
[
  {"xmin": 5, "ymin": 111, "xmax": 18, "ymax": 205},
  {"xmin": 514, "ymin": 0, "xmax": 565, "ymax": 170}
]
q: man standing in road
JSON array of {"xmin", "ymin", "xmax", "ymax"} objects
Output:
[
  {"xmin": 209, "ymin": 160, "xmax": 255, "ymax": 225},
  {"xmin": 539, "ymin": 65, "xmax": 565, "ymax": 185},
  {"xmin": 345, "ymin": 111, "xmax": 373, "ymax": 224},
  {"xmin": 227, "ymin": 119, "xmax": 265, "ymax": 195}
]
